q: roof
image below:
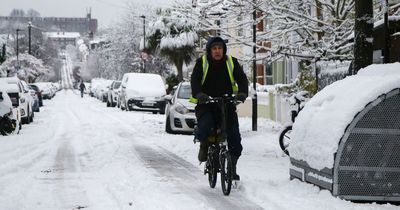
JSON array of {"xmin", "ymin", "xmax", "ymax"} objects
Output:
[
  {"xmin": 43, "ymin": 32, "xmax": 81, "ymax": 39},
  {"xmin": 290, "ymin": 62, "xmax": 400, "ymax": 170}
]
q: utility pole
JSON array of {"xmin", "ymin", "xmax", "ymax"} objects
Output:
[
  {"xmin": 252, "ymin": 0, "xmax": 258, "ymax": 131},
  {"xmin": 28, "ymin": 22, "xmax": 32, "ymax": 55},
  {"xmin": 0, "ymin": 44, "xmax": 6, "ymax": 64},
  {"xmin": 140, "ymin": 15, "xmax": 146, "ymax": 73},
  {"xmin": 16, "ymin": 29, "xmax": 21, "ymax": 68}
]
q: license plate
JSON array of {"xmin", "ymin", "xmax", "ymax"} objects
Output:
[{"xmin": 142, "ymin": 102, "xmax": 154, "ymax": 107}]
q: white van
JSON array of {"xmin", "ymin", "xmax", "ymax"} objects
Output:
[{"xmin": 120, "ymin": 73, "xmax": 166, "ymax": 114}]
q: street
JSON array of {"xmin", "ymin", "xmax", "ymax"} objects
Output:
[{"xmin": 0, "ymin": 89, "xmax": 397, "ymax": 210}]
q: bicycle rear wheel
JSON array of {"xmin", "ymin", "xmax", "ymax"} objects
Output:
[
  {"xmin": 207, "ymin": 146, "xmax": 218, "ymax": 188},
  {"xmin": 279, "ymin": 125, "xmax": 292, "ymax": 155},
  {"xmin": 220, "ymin": 150, "xmax": 232, "ymax": 195}
]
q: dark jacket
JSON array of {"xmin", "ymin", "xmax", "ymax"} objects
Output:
[
  {"xmin": 79, "ymin": 83, "xmax": 86, "ymax": 91},
  {"xmin": 191, "ymin": 37, "xmax": 248, "ymax": 118}
]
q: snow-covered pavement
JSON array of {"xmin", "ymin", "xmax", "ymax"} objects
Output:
[{"xmin": 0, "ymin": 91, "xmax": 397, "ymax": 210}]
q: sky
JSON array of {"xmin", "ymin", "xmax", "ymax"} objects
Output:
[{"xmin": 1, "ymin": 0, "xmax": 177, "ymax": 27}]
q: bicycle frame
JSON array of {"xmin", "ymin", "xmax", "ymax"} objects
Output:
[
  {"xmin": 279, "ymin": 92, "xmax": 309, "ymax": 155},
  {"xmin": 203, "ymin": 95, "xmax": 237, "ymax": 195}
]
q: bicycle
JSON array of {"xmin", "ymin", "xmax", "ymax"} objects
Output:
[
  {"xmin": 194, "ymin": 95, "xmax": 240, "ymax": 196},
  {"xmin": 278, "ymin": 91, "xmax": 308, "ymax": 155}
]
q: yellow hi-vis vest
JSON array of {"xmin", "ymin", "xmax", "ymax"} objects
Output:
[{"xmin": 189, "ymin": 55, "xmax": 238, "ymax": 104}]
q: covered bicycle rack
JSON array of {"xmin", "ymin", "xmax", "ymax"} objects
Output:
[{"xmin": 288, "ymin": 63, "xmax": 400, "ymax": 202}]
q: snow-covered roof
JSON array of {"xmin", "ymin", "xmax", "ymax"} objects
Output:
[
  {"xmin": 89, "ymin": 38, "xmax": 107, "ymax": 44},
  {"xmin": 290, "ymin": 62, "xmax": 400, "ymax": 170},
  {"xmin": 43, "ymin": 32, "xmax": 80, "ymax": 39},
  {"xmin": 374, "ymin": 15, "xmax": 400, "ymax": 28}
]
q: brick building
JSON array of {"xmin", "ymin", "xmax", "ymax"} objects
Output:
[{"xmin": 0, "ymin": 12, "xmax": 97, "ymax": 37}]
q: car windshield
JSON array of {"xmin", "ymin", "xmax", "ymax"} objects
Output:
[
  {"xmin": 177, "ymin": 85, "xmax": 191, "ymax": 99},
  {"xmin": 113, "ymin": 81, "xmax": 121, "ymax": 89}
]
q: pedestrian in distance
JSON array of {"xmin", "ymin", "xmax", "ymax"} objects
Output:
[
  {"xmin": 190, "ymin": 36, "xmax": 248, "ymax": 181},
  {"xmin": 79, "ymin": 81, "xmax": 86, "ymax": 98}
]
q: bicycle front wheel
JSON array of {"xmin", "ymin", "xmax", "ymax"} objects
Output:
[
  {"xmin": 279, "ymin": 125, "xmax": 292, "ymax": 155},
  {"xmin": 220, "ymin": 150, "xmax": 232, "ymax": 195},
  {"xmin": 207, "ymin": 147, "xmax": 218, "ymax": 188}
]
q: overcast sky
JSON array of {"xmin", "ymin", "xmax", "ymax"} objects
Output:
[{"xmin": 1, "ymin": 0, "xmax": 178, "ymax": 27}]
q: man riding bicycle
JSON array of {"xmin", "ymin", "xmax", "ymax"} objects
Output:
[{"xmin": 190, "ymin": 36, "xmax": 248, "ymax": 181}]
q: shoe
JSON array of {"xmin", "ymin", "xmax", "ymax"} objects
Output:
[
  {"xmin": 198, "ymin": 141, "xmax": 208, "ymax": 162},
  {"xmin": 231, "ymin": 156, "xmax": 240, "ymax": 181}
]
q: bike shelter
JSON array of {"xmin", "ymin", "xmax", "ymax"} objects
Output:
[{"xmin": 288, "ymin": 63, "xmax": 400, "ymax": 202}]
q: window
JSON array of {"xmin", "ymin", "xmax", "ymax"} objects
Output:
[
  {"xmin": 266, "ymin": 63, "xmax": 273, "ymax": 85},
  {"xmin": 177, "ymin": 85, "xmax": 192, "ymax": 99},
  {"xmin": 237, "ymin": 16, "xmax": 243, "ymax": 36}
]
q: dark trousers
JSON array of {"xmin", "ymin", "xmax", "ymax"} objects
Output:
[
  {"xmin": 80, "ymin": 90, "xmax": 84, "ymax": 98},
  {"xmin": 195, "ymin": 105, "xmax": 243, "ymax": 158}
]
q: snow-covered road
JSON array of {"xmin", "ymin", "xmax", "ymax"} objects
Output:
[
  {"xmin": 0, "ymin": 91, "xmax": 397, "ymax": 210},
  {"xmin": 61, "ymin": 53, "xmax": 74, "ymax": 89}
]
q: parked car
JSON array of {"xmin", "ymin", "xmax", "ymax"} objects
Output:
[
  {"xmin": 28, "ymin": 84, "xmax": 43, "ymax": 107},
  {"xmin": 1, "ymin": 77, "xmax": 34, "ymax": 124},
  {"xmin": 120, "ymin": 73, "xmax": 166, "ymax": 114},
  {"xmin": 27, "ymin": 86, "xmax": 40, "ymax": 112},
  {"xmin": 0, "ymin": 80, "xmax": 20, "ymax": 134},
  {"xmin": 34, "ymin": 82, "xmax": 55, "ymax": 99},
  {"xmin": 106, "ymin": 80, "xmax": 121, "ymax": 107},
  {"xmin": 96, "ymin": 80, "xmax": 113, "ymax": 102},
  {"xmin": 165, "ymin": 82, "xmax": 196, "ymax": 134},
  {"xmin": 90, "ymin": 78, "xmax": 106, "ymax": 97}
]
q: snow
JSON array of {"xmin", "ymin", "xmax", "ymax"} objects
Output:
[
  {"xmin": 43, "ymin": 32, "xmax": 81, "ymax": 39},
  {"xmin": 290, "ymin": 63, "xmax": 400, "ymax": 170},
  {"xmin": 124, "ymin": 73, "xmax": 166, "ymax": 98},
  {"xmin": 0, "ymin": 90, "xmax": 397, "ymax": 209},
  {"xmin": 0, "ymin": 80, "xmax": 12, "ymax": 116},
  {"xmin": 0, "ymin": 54, "xmax": 398, "ymax": 209},
  {"xmin": 160, "ymin": 31, "xmax": 198, "ymax": 49}
]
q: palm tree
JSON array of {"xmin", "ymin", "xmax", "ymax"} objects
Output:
[{"xmin": 146, "ymin": 10, "xmax": 198, "ymax": 81}]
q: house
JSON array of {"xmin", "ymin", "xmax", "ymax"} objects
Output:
[
  {"xmin": 373, "ymin": 16, "xmax": 400, "ymax": 63},
  {"xmin": 43, "ymin": 32, "xmax": 80, "ymax": 49}
]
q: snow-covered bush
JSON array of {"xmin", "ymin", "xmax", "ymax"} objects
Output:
[{"xmin": 0, "ymin": 53, "xmax": 50, "ymax": 82}]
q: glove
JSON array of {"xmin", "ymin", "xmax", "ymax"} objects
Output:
[
  {"xmin": 235, "ymin": 92, "xmax": 247, "ymax": 102},
  {"xmin": 196, "ymin": 92, "xmax": 209, "ymax": 104}
]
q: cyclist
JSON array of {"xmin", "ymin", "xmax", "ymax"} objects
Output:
[{"xmin": 190, "ymin": 36, "xmax": 248, "ymax": 181}]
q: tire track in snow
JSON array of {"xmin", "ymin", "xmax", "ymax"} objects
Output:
[
  {"xmin": 133, "ymin": 145, "xmax": 264, "ymax": 210},
  {"xmin": 74, "ymin": 94, "xmax": 268, "ymax": 209}
]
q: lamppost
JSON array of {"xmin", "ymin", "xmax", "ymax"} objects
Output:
[
  {"xmin": 252, "ymin": 0, "xmax": 258, "ymax": 131},
  {"xmin": 140, "ymin": 15, "xmax": 146, "ymax": 73},
  {"xmin": 28, "ymin": 22, "xmax": 32, "ymax": 55},
  {"xmin": 16, "ymin": 28, "xmax": 22, "ymax": 69}
]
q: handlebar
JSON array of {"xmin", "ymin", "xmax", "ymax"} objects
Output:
[
  {"xmin": 290, "ymin": 91, "xmax": 309, "ymax": 106},
  {"xmin": 205, "ymin": 95, "xmax": 242, "ymax": 105}
]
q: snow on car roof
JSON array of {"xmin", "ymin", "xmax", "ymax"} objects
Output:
[{"xmin": 290, "ymin": 62, "xmax": 400, "ymax": 170}]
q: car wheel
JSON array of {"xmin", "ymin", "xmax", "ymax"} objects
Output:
[
  {"xmin": 25, "ymin": 108, "xmax": 31, "ymax": 124},
  {"xmin": 106, "ymin": 100, "xmax": 110, "ymax": 107},
  {"xmin": 165, "ymin": 114, "xmax": 175, "ymax": 134},
  {"xmin": 29, "ymin": 110, "xmax": 34, "ymax": 123},
  {"xmin": 126, "ymin": 102, "xmax": 130, "ymax": 111}
]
